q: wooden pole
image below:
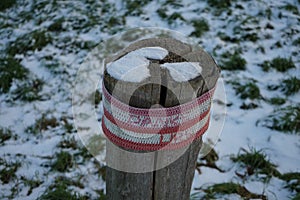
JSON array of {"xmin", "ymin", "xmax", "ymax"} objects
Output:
[{"xmin": 103, "ymin": 38, "xmax": 220, "ymax": 200}]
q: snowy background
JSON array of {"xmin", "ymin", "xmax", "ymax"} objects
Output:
[{"xmin": 0, "ymin": 0, "xmax": 299, "ymax": 199}]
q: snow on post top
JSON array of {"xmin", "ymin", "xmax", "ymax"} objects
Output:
[
  {"xmin": 106, "ymin": 47, "xmax": 168, "ymax": 82},
  {"xmin": 106, "ymin": 46, "xmax": 203, "ymax": 83},
  {"xmin": 135, "ymin": 46, "xmax": 169, "ymax": 60},
  {"xmin": 161, "ymin": 62, "xmax": 202, "ymax": 82}
]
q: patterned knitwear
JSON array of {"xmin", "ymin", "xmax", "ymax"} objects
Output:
[{"xmin": 102, "ymin": 83, "xmax": 216, "ymax": 151}]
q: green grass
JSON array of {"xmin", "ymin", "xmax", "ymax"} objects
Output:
[
  {"xmin": 240, "ymin": 102, "xmax": 258, "ymax": 110},
  {"xmin": 218, "ymin": 32, "xmax": 239, "ymax": 43},
  {"xmin": 267, "ymin": 76, "xmax": 300, "ymax": 96},
  {"xmin": 75, "ymin": 146, "xmax": 93, "ymax": 161},
  {"xmin": 280, "ymin": 172, "xmax": 300, "ymax": 193},
  {"xmin": 283, "ymin": 4, "xmax": 299, "ymax": 15},
  {"xmin": 69, "ymin": 15, "xmax": 98, "ymax": 32},
  {"xmin": 235, "ymin": 82, "xmax": 260, "ymax": 100},
  {"xmin": 0, "ymin": 0, "xmax": 16, "ymax": 11},
  {"xmin": 273, "ymin": 41, "xmax": 282, "ymax": 48},
  {"xmin": 265, "ymin": 8, "xmax": 272, "ymax": 20},
  {"xmin": 0, "ymin": 57, "xmax": 28, "ymax": 93},
  {"xmin": 0, "ymin": 56, "xmax": 43, "ymax": 101},
  {"xmin": 0, "ymin": 159, "xmax": 21, "ymax": 184},
  {"xmin": 268, "ymin": 97, "xmax": 286, "ymax": 105},
  {"xmin": 167, "ymin": 12, "xmax": 185, "ymax": 24},
  {"xmin": 22, "ymin": 177, "xmax": 43, "ymax": 196},
  {"xmin": 0, "ymin": 128, "xmax": 12, "ymax": 144},
  {"xmin": 232, "ymin": 24, "xmax": 260, "ymax": 42},
  {"xmin": 58, "ymin": 136, "xmax": 78, "ymax": 149},
  {"xmin": 0, "ymin": 167, "xmax": 18, "ymax": 184},
  {"xmin": 157, "ymin": 8, "xmax": 186, "ymax": 25},
  {"xmin": 293, "ymin": 193, "xmax": 300, "ymax": 200},
  {"xmin": 242, "ymin": 32, "xmax": 259, "ymax": 42},
  {"xmin": 293, "ymin": 37, "xmax": 300, "ymax": 46},
  {"xmin": 200, "ymin": 145, "xmax": 219, "ymax": 164},
  {"xmin": 207, "ymin": 0, "xmax": 232, "ymax": 9},
  {"xmin": 52, "ymin": 151, "xmax": 73, "ymax": 172},
  {"xmin": 198, "ymin": 182, "xmax": 267, "ymax": 199},
  {"xmin": 220, "ymin": 52, "xmax": 246, "ymax": 70},
  {"xmin": 196, "ymin": 143, "xmax": 225, "ymax": 173},
  {"xmin": 41, "ymin": 55, "xmax": 60, "ymax": 70},
  {"xmin": 7, "ymin": 30, "xmax": 52, "ymax": 56},
  {"xmin": 52, "ymin": 176, "xmax": 84, "ymax": 189},
  {"xmin": 235, "ymin": 3, "xmax": 244, "ymax": 10},
  {"xmin": 61, "ymin": 117, "xmax": 75, "ymax": 133},
  {"xmin": 48, "ymin": 18, "xmax": 64, "ymax": 32},
  {"xmin": 96, "ymin": 164, "xmax": 106, "ymax": 181},
  {"xmin": 190, "ymin": 19, "xmax": 209, "ymax": 38},
  {"xmin": 38, "ymin": 185, "xmax": 80, "ymax": 200},
  {"xmin": 38, "ymin": 176, "xmax": 93, "ymax": 200},
  {"xmin": 163, "ymin": 0, "xmax": 183, "ymax": 8},
  {"xmin": 107, "ymin": 16, "xmax": 124, "ymax": 28},
  {"xmin": 94, "ymin": 90, "xmax": 102, "ymax": 106},
  {"xmin": 256, "ymin": 45, "xmax": 265, "ymax": 54},
  {"xmin": 259, "ymin": 104, "xmax": 300, "ymax": 134},
  {"xmin": 240, "ymin": 15, "xmax": 259, "ymax": 26},
  {"xmin": 280, "ymin": 77, "xmax": 300, "ymax": 96},
  {"xmin": 124, "ymin": 0, "xmax": 151, "ymax": 16},
  {"xmin": 96, "ymin": 189, "xmax": 106, "ymax": 200},
  {"xmin": 102, "ymin": 16, "xmax": 126, "ymax": 34},
  {"xmin": 157, "ymin": 8, "xmax": 168, "ymax": 19},
  {"xmin": 26, "ymin": 115, "xmax": 59, "ymax": 134},
  {"xmin": 260, "ymin": 57, "xmax": 295, "ymax": 72},
  {"xmin": 37, "ymin": 115, "xmax": 58, "ymax": 130},
  {"xmin": 87, "ymin": 90, "xmax": 102, "ymax": 109},
  {"xmin": 32, "ymin": 0, "xmax": 49, "ymax": 11},
  {"xmin": 231, "ymin": 148, "xmax": 281, "ymax": 178},
  {"xmin": 259, "ymin": 60, "xmax": 271, "ymax": 72},
  {"xmin": 38, "ymin": 182, "xmax": 87, "ymax": 200},
  {"xmin": 12, "ymin": 79, "xmax": 43, "ymax": 101}
]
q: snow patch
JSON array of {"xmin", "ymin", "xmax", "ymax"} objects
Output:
[
  {"xmin": 106, "ymin": 47, "xmax": 169, "ymax": 82},
  {"xmin": 161, "ymin": 62, "xmax": 202, "ymax": 82},
  {"xmin": 134, "ymin": 46, "xmax": 169, "ymax": 60}
]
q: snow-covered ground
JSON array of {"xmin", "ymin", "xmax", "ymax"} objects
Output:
[{"xmin": 0, "ymin": 0, "xmax": 299, "ymax": 199}]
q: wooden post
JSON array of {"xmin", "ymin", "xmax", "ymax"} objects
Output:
[{"xmin": 103, "ymin": 38, "xmax": 220, "ymax": 200}]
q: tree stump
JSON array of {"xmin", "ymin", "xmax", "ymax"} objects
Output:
[{"xmin": 103, "ymin": 38, "xmax": 220, "ymax": 200}]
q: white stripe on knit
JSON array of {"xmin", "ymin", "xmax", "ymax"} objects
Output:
[
  {"xmin": 104, "ymin": 97, "xmax": 211, "ymax": 129},
  {"xmin": 103, "ymin": 112, "xmax": 210, "ymax": 144}
]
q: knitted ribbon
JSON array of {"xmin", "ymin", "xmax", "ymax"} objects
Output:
[{"xmin": 102, "ymin": 83, "xmax": 215, "ymax": 151}]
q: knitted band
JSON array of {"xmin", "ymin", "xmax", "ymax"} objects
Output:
[{"xmin": 102, "ymin": 83, "xmax": 215, "ymax": 151}]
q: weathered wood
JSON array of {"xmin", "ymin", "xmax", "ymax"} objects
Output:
[
  {"xmin": 106, "ymin": 160, "xmax": 153, "ymax": 200},
  {"xmin": 104, "ymin": 38, "xmax": 220, "ymax": 200},
  {"xmin": 154, "ymin": 138, "xmax": 202, "ymax": 200}
]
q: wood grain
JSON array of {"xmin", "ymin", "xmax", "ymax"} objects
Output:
[{"xmin": 104, "ymin": 38, "xmax": 220, "ymax": 200}]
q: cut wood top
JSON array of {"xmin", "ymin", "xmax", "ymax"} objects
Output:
[{"xmin": 103, "ymin": 37, "xmax": 220, "ymax": 109}]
